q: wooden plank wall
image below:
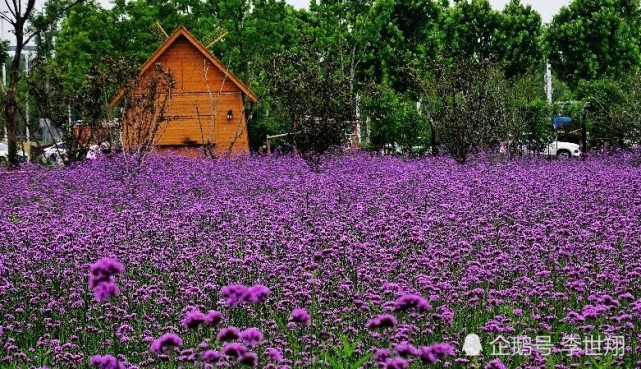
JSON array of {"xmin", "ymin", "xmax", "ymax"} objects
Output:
[{"xmin": 140, "ymin": 35, "xmax": 250, "ymax": 156}]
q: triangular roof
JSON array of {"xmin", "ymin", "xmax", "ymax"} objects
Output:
[{"xmin": 113, "ymin": 26, "xmax": 258, "ymax": 104}]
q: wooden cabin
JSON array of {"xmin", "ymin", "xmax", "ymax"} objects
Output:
[{"xmin": 116, "ymin": 26, "xmax": 258, "ymax": 157}]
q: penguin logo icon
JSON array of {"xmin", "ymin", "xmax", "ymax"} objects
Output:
[{"xmin": 463, "ymin": 333, "xmax": 482, "ymax": 356}]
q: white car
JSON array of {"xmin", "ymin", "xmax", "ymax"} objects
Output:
[
  {"xmin": 0, "ymin": 143, "xmax": 28, "ymax": 162},
  {"xmin": 515, "ymin": 140, "xmax": 581, "ymax": 158},
  {"xmin": 384, "ymin": 143, "xmax": 428, "ymax": 155},
  {"xmin": 43, "ymin": 142, "xmax": 68, "ymax": 161},
  {"xmin": 543, "ymin": 141, "xmax": 581, "ymax": 158}
]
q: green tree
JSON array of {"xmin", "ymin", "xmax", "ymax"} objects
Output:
[
  {"xmin": 0, "ymin": 40, "xmax": 7, "ymax": 140},
  {"xmin": 575, "ymin": 76, "xmax": 641, "ymax": 147},
  {"xmin": 503, "ymin": 72, "xmax": 554, "ymax": 154},
  {"xmin": 27, "ymin": 55, "xmax": 136, "ymax": 164},
  {"xmin": 423, "ymin": 58, "xmax": 512, "ymax": 163},
  {"xmin": 231, "ymin": 0, "xmax": 304, "ymax": 86},
  {"xmin": 307, "ymin": 0, "xmax": 376, "ymax": 114},
  {"xmin": 53, "ymin": 1, "xmax": 121, "ymax": 90},
  {"xmin": 441, "ymin": 0, "xmax": 543, "ymax": 78},
  {"xmin": 362, "ymin": 84, "xmax": 427, "ymax": 154},
  {"xmin": 267, "ymin": 38, "xmax": 358, "ymax": 168},
  {"xmin": 546, "ymin": 0, "xmax": 641, "ymax": 88},
  {"xmin": 244, "ymin": 1, "xmax": 306, "ymax": 150},
  {"xmin": 443, "ymin": 0, "xmax": 501, "ymax": 61},
  {"xmin": 496, "ymin": 0, "xmax": 543, "ymax": 78},
  {"xmin": 210, "ymin": 0, "xmax": 251, "ymax": 74},
  {"xmin": 363, "ymin": 0, "xmax": 443, "ymax": 95},
  {"xmin": 53, "ymin": 0, "xmax": 220, "ymax": 90},
  {"xmin": 1, "ymin": 0, "xmax": 84, "ymax": 166},
  {"xmin": 0, "ymin": 40, "xmax": 8, "ymax": 66}
]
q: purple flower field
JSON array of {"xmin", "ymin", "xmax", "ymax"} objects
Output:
[{"xmin": 1, "ymin": 155, "xmax": 641, "ymax": 369}]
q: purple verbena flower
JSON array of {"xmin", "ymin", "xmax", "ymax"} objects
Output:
[
  {"xmin": 89, "ymin": 354, "xmax": 125, "ymax": 369},
  {"xmin": 92, "ymin": 281, "xmax": 120, "ymax": 302},
  {"xmin": 366, "ymin": 314, "xmax": 397, "ymax": 329},
  {"xmin": 485, "ymin": 359, "xmax": 507, "ymax": 369},
  {"xmin": 240, "ymin": 327, "xmax": 263, "ymax": 347},
  {"xmin": 394, "ymin": 343, "xmax": 418, "ymax": 358},
  {"xmin": 89, "ymin": 258, "xmax": 124, "ymax": 288},
  {"xmin": 418, "ymin": 343, "xmax": 455, "ymax": 364},
  {"xmin": 150, "ymin": 333, "xmax": 182, "ymax": 354},
  {"xmin": 290, "ymin": 308, "xmax": 310, "ymax": 324},
  {"xmin": 384, "ymin": 357, "xmax": 409, "ymax": 369},
  {"xmin": 202, "ymin": 350, "xmax": 221, "ymax": 363},
  {"xmin": 239, "ymin": 352, "xmax": 258, "ymax": 366},
  {"xmin": 221, "ymin": 284, "xmax": 249, "ymax": 306},
  {"xmin": 88, "ymin": 258, "xmax": 124, "ymax": 302},
  {"xmin": 222, "ymin": 343, "xmax": 247, "ymax": 358},
  {"xmin": 393, "ymin": 294, "xmax": 431, "ymax": 311},
  {"xmin": 182, "ymin": 310, "xmax": 208, "ymax": 329},
  {"xmin": 373, "ymin": 348, "xmax": 391, "ymax": 363},
  {"xmin": 265, "ymin": 348, "xmax": 282, "ymax": 362},
  {"xmin": 206, "ymin": 310, "xmax": 223, "ymax": 325},
  {"xmin": 246, "ymin": 285, "xmax": 271, "ymax": 303},
  {"xmin": 217, "ymin": 327, "xmax": 241, "ymax": 342}
]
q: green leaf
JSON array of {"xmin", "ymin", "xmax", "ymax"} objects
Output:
[
  {"xmin": 341, "ymin": 336, "xmax": 357, "ymax": 358},
  {"xmin": 326, "ymin": 353, "xmax": 344, "ymax": 369},
  {"xmin": 350, "ymin": 352, "xmax": 373, "ymax": 369}
]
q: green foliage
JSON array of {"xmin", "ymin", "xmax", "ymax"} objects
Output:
[
  {"xmin": 0, "ymin": 40, "xmax": 6, "ymax": 139},
  {"xmin": 323, "ymin": 337, "xmax": 372, "ymax": 369},
  {"xmin": 552, "ymin": 78, "xmax": 576, "ymax": 102},
  {"xmin": 53, "ymin": 0, "xmax": 124, "ymax": 91},
  {"xmin": 443, "ymin": 0, "xmax": 543, "ymax": 78},
  {"xmin": 27, "ymin": 55, "xmax": 136, "ymax": 164},
  {"xmin": 443, "ymin": 0, "xmax": 501, "ymax": 61},
  {"xmin": 362, "ymin": 85, "xmax": 427, "ymax": 154},
  {"xmin": 504, "ymin": 71, "xmax": 555, "ymax": 152},
  {"xmin": 240, "ymin": 0, "xmax": 305, "ymax": 81},
  {"xmin": 423, "ymin": 58, "xmax": 512, "ymax": 163},
  {"xmin": 420, "ymin": 58, "xmax": 555, "ymax": 161},
  {"xmin": 30, "ymin": 0, "xmax": 641, "ymax": 155},
  {"xmin": 75, "ymin": 56, "xmax": 137, "ymax": 126},
  {"xmin": 496, "ymin": 0, "xmax": 543, "ymax": 78},
  {"xmin": 576, "ymin": 76, "xmax": 641, "ymax": 147},
  {"xmin": 0, "ymin": 40, "xmax": 9, "ymax": 66},
  {"xmin": 246, "ymin": 98, "xmax": 289, "ymax": 152},
  {"xmin": 266, "ymin": 38, "xmax": 357, "ymax": 161},
  {"xmin": 367, "ymin": 0, "xmax": 443, "ymax": 94},
  {"xmin": 27, "ymin": 56, "xmax": 70, "ymax": 131},
  {"xmin": 546, "ymin": 0, "xmax": 641, "ymax": 88},
  {"xmin": 27, "ymin": 0, "xmax": 79, "ymax": 58}
]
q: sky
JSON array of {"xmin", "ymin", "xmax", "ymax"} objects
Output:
[
  {"xmin": 487, "ymin": 0, "xmax": 571, "ymax": 23},
  {"xmin": 1, "ymin": 0, "xmax": 571, "ymax": 44}
]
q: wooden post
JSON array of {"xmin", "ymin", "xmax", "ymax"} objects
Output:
[{"xmin": 266, "ymin": 132, "xmax": 297, "ymax": 155}]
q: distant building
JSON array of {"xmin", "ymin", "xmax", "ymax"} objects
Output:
[{"xmin": 113, "ymin": 26, "xmax": 258, "ymax": 157}]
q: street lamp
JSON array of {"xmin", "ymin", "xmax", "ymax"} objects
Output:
[{"xmin": 227, "ymin": 110, "xmax": 233, "ymax": 122}]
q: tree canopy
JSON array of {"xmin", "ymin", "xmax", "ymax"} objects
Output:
[
  {"xmin": 546, "ymin": 0, "xmax": 641, "ymax": 88},
  {"xmin": 6, "ymin": 0, "xmax": 641, "ymax": 160}
]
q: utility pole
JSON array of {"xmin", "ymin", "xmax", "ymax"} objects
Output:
[{"xmin": 545, "ymin": 61, "xmax": 553, "ymax": 104}]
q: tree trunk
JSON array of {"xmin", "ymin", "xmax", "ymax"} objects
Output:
[
  {"xmin": 4, "ymin": 31, "xmax": 24, "ymax": 167},
  {"xmin": 429, "ymin": 117, "xmax": 438, "ymax": 156}
]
